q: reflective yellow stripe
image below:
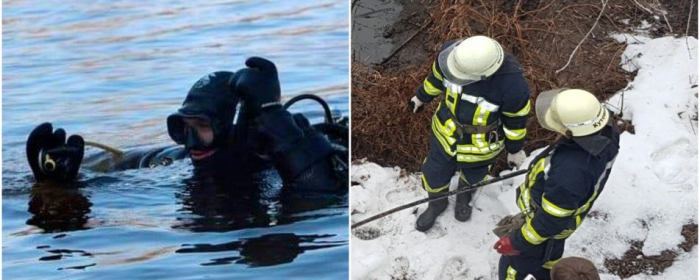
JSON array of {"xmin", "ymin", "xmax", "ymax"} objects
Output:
[
  {"xmin": 422, "ymin": 174, "xmax": 449, "ymax": 193},
  {"xmin": 541, "ymin": 196, "xmax": 575, "ymax": 217},
  {"xmin": 542, "ymin": 258, "xmax": 561, "ymax": 270},
  {"xmin": 521, "ymin": 185, "xmax": 531, "ymax": 211},
  {"xmin": 456, "ymin": 151, "xmax": 500, "ymax": 163},
  {"xmin": 517, "ymin": 183, "xmax": 529, "ymax": 213},
  {"xmin": 506, "ymin": 266, "xmax": 517, "ymax": 280},
  {"xmin": 431, "ymin": 115, "xmax": 456, "ymax": 156},
  {"xmin": 470, "ymin": 106, "xmax": 486, "ymax": 148},
  {"xmin": 521, "ymin": 219, "xmax": 548, "ymax": 245},
  {"xmin": 503, "ymin": 100, "xmax": 531, "ymax": 117},
  {"xmin": 445, "ymin": 90, "xmax": 458, "ymax": 114},
  {"xmin": 433, "ymin": 116, "xmax": 457, "ymax": 140},
  {"xmin": 432, "ymin": 123, "xmax": 456, "ymax": 156},
  {"xmin": 423, "ymin": 79, "xmax": 442, "ymax": 96},
  {"xmin": 528, "ymin": 158, "xmax": 547, "ymax": 187},
  {"xmin": 554, "ymin": 215, "xmax": 583, "ymax": 239},
  {"xmin": 432, "ymin": 61, "xmax": 443, "ymax": 81},
  {"xmin": 472, "ymin": 106, "xmax": 482, "ymax": 126},
  {"xmin": 459, "ymin": 172, "xmax": 490, "ymax": 183},
  {"xmin": 503, "ymin": 126, "xmax": 526, "ymax": 141},
  {"xmin": 456, "ymin": 140, "xmax": 504, "ymax": 155},
  {"xmin": 483, "ymin": 110, "xmax": 491, "ymax": 127}
]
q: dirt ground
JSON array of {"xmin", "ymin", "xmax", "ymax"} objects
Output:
[
  {"xmin": 603, "ymin": 223, "xmax": 697, "ymax": 278},
  {"xmin": 351, "ymin": 0, "xmax": 697, "ymax": 277}
]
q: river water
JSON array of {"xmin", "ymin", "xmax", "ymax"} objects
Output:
[{"xmin": 3, "ymin": 1, "xmax": 349, "ymax": 279}]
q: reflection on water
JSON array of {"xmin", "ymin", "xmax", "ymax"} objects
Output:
[
  {"xmin": 177, "ymin": 233, "xmax": 346, "ymax": 267},
  {"xmin": 3, "ymin": 0, "xmax": 348, "ymax": 279},
  {"xmin": 27, "ymin": 184, "xmax": 92, "ymax": 233}
]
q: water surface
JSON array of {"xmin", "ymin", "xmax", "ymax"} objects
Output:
[{"xmin": 3, "ymin": 1, "xmax": 349, "ymax": 279}]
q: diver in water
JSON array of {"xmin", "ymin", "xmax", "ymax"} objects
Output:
[{"xmin": 25, "ymin": 57, "xmax": 348, "ymax": 193}]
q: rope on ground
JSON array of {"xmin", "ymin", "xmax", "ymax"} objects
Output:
[
  {"xmin": 555, "ymin": 0, "xmax": 609, "ymax": 74},
  {"xmin": 351, "ymin": 168, "xmax": 528, "ymax": 229}
]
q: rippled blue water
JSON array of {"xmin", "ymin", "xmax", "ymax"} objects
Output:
[{"xmin": 3, "ymin": 1, "xmax": 349, "ymax": 279}]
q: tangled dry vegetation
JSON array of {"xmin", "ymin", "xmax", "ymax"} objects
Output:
[{"xmin": 352, "ymin": 0, "xmax": 695, "ymax": 171}]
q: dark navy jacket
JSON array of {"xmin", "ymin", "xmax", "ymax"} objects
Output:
[
  {"xmin": 415, "ymin": 40, "xmax": 531, "ymax": 162},
  {"xmin": 511, "ymin": 124, "xmax": 620, "ymax": 251}
]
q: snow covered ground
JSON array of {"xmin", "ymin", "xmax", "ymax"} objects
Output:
[{"xmin": 350, "ymin": 35, "xmax": 698, "ymax": 279}]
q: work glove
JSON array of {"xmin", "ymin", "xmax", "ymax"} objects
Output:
[
  {"xmin": 507, "ymin": 150, "xmax": 527, "ymax": 169},
  {"xmin": 492, "ymin": 212, "xmax": 526, "ymax": 238},
  {"xmin": 230, "ymin": 57, "xmax": 282, "ymax": 117},
  {"xmin": 26, "ymin": 123, "xmax": 84, "ymax": 183},
  {"xmin": 408, "ymin": 96, "xmax": 424, "ymax": 113},
  {"xmin": 493, "ymin": 235, "xmax": 520, "ymax": 256}
]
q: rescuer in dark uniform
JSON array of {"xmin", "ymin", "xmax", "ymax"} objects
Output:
[
  {"xmin": 408, "ymin": 35, "xmax": 531, "ymax": 231},
  {"xmin": 493, "ymin": 89, "xmax": 619, "ymax": 280}
]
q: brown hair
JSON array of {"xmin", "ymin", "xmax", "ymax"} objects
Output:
[{"xmin": 550, "ymin": 257, "xmax": 600, "ymax": 280}]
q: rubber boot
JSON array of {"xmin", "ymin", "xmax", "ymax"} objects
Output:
[
  {"xmin": 454, "ymin": 182, "xmax": 474, "ymax": 222},
  {"xmin": 416, "ymin": 193, "xmax": 448, "ymax": 232}
]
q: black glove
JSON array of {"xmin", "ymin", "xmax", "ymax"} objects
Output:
[
  {"xmin": 26, "ymin": 123, "xmax": 84, "ymax": 183},
  {"xmin": 230, "ymin": 57, "xmax": 282, "ymax": 117}
]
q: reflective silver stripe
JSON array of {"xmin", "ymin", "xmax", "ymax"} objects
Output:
[
  {"xmin": 474, "ymin": 132, "xmax": 484, "ymax": 146},
  {"xmin": 456, "ymin": 141, "xmax": 504, "ymax": 153},
  {"xmin": 591, "ymin": 156, "xmax": 616, "ymax": 193},
  {"xmin": 444, "ymin": 79, "xmax": 500, "ymax": 112},
  {"xmin": 477, "ymin": 108, "xmax": 486, "ymax": 124},
  {"xmin": 503, "ymin": 126, "xmax": 525, "ymax": 138},
  {"xmin": 541, "ymin": 196, "xmax": 575, "ymax": 217},
  {"xmin": 443, "ymin": 79, "xmax": 462, "ymax": 93},
  {"xmin": 461, "ymin": 94, "xmax": 500, "ymax": 112},
  {"xmin": 563, "ymin": 106, "xmax": 604, "ymax": 128},
  {"xmin": 573, "ymin": 156, "xmax": 616, "ymax": 215},
  {"xmin": 462, "ymin": 94, "xmax": 478, "ymax": 103},
  {"xmin": 543, "ymin": 153, "xmax": 553, "ymax": 180}
]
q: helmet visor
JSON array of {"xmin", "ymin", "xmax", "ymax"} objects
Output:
[
  {"xmin": 535, "ymin": 88, "xmax": 568, "ymax": 132},
  {"xmin": 437, "ymin": 40, "xmax": 481, "ymax": 86}
]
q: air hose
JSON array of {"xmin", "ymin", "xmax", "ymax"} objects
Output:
[
  {"xmin": 84, "ymin": 141, "xmax": 124, "ymax": 158},
  {"xmin": 283, "ymin": 94, "xmax": 335, "ymax": 125}
]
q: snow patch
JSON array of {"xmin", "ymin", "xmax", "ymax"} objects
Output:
[{"xmin": 351, "ymin": 35, "xmax": 698, "ymax": 279}]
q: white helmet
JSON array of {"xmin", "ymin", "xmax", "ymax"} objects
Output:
[
  {"xmin": 535, "ymin": 88, "xmax": 610, "ymax": 137},
  {"xmin": 438, "ymin": 35, "xmax": 504, "ymax": 86}
]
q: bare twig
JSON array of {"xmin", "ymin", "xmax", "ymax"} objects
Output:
[
  {"xmin": 356, "ymin": 8, "xmax": 392, "ymax": 18},
  {"xmin": 380, "ymin": 19, "xmax": 434, "ymax": 65},
  {"xmin": 661, "ymin": 11, "xmax": 673, "ymax": 33},
  {"xmin": 686, "ymin": 0, "xmax": 695, "ymax": 59},
  {"xmin": 631, "ymin": 0, "xmax": 653, "ymax": 14},
  {"xmin": 690, "ymin": 117, "xmax": 696, "ymax": 135},
  {"xmin": 555, "ymin": 0, "xmax": 609, "ymax": 74},
  {"xmin": 633, "ymin": 0, "xmax": 673, "ymax": 33}
]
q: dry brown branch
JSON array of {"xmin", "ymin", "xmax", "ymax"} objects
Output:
[{"xmin": 555, "ymin": 0, "xmax": 609, "ymax": 74}]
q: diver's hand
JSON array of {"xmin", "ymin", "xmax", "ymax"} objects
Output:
[
  {"xmin": 230, "ymin": 57, "xmax": 282, "ymax": 116},
  {"xmin": 26, "ymin": 123, "xmax": 84, "ymax": 183}
]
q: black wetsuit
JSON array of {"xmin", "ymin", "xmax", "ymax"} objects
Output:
[{"xmin": 81, "ymin": 109, "xmax": 348, "ymax": 193}]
